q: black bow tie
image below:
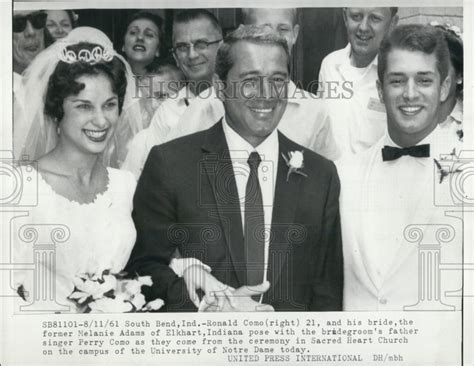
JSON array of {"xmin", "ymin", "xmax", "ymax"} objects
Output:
[{"xmin": 381, "ymin": 144, "xmax": 430, "ymax": 161}]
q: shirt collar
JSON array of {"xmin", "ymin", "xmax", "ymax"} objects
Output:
[
  {"xmin": 342, "ymin": 43, "xmax": 379, "ymax": 68},
  {"xmin": 383, "ymin": 125, "xmax": 457, "ymax": 166},
  {"xmin": 222, "ymin": 117, "xmax": 279, "ymax": 165}
]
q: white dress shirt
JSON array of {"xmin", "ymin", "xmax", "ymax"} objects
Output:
[
  {"xmin": 121, "ymin": 85, "xmax": 195, "ymax": 178},
  {"xmin": 318, "ymin": 44, "xmax": 387, "ymax": 159},
  {"xmin": 222, "ymin": 118, "xmax": 279, "ymax": 283},
  {"xmin": 122, "ymin": 81, "xmax": 337, "ymax": 179},
  {"xmin": 337, "ymin": 125, "xmax": 463, "ymax": 310}
]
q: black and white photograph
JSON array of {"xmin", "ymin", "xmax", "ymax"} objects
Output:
[{"xmin": 1, "ymin": 0, "xmax": 472, "ymax": 364}]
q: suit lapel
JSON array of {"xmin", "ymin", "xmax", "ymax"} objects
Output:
[
  {"xmin": 265, "ymin": 133, "xmax": 303, "ymax": 300},
  {"xmin": 201, "ymin": 121, "xmax": 246, "ymax": 287}
]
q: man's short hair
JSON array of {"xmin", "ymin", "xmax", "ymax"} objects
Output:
[
  {"xmin": 343, "ymin": 7, "xmax": 398, "ymax": 17},
  {"xmin": 377, "ymin": 24, "xmax": 450, "ymax": 83},
  {"xmin": 172, "ymin": 9, "xmax": 223, "ymax": 39},
  {"xmin": 241, "ymin": 8, "xmax": 298, "ymax": 26},
  {"xmin": 215, "ymin": 24, "xmax": 290, "ymax": 82}
]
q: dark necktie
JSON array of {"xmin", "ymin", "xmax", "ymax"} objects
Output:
[
  {"xmin": 244, "ymin": 151, "xmax": 265, "ymax": 286},
  {"xmin": 381, "ymin": 144, "xmax": 430, "ymax": 161}
]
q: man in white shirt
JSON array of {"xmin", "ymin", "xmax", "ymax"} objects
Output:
[
  {"xmin": 128, "ymin": 25, "xmax": 343, "ymax": 312},
  {"xmin": 124, "ymin": 8, "xmax": 338, "ymax": 178},
  {"xmin": 338, "ymin": 24, "xmax": 462, "ymax": 311},
  {"xmin": 318, "ymin": 7, "xmax": 398, "ymax": 158},
  {"xmin": 122, "ymin": 9, "xmax": 223, "ymax": 177}
]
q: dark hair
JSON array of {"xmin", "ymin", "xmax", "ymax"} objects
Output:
[
  {"xmin": 215, "ymin": 25, "xmax": 290, "ymax": 82},
  {"xmin": 44, "ymin": 42, "xmax": 128, "ymax": 122},
  {"xmin": 124, "ymin": 11, "xmax": 164, "ymax": 57},
  {"xmin": 434, "ymin": 25, "xmax": 463, "ymax": 98},
  {"xmin": 66, "ymin": 10, "xmax": 78, "ymax": 27},
  {"xmin": 172, "ymin": 9, "xmax": 223, "ymax": 41},
  {"xmin": 377, "ymin": 24, "xmax": 450, "ymax": 84}
]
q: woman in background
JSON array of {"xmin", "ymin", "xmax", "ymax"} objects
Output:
[
  {"xmin": 46, "ymin": 10, "xmax": 78, "ymax": 41},
  {"xmin": 122, "ymin": 11, "xmax": 163, "ymax": 76}
]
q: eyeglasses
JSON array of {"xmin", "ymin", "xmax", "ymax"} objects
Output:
[
  {"xmin": 13, "ymin": 12, "xmax": 47, "ymax": 33},
  {"xmin": 172, "ymin": 39, "xmax": 222, "ymax": 55}
]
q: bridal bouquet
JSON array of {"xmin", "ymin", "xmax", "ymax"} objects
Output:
[{"xmin": 68, "ymin": 270, "xmax": 164, "ymax": 313}]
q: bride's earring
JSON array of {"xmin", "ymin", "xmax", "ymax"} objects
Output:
[{"xmin": 56, "ymin": 123, "xmax": 61, "ymax": 136}]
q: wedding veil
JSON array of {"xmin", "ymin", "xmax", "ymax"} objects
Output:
[{"xmin": 14, "ymin": 26, "xmax": 143, "ymax": 166}]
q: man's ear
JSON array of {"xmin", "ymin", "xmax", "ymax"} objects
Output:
[
  {"xmin": 389, "ymin": 15, "xmax": 399, "ymax": 31},
  {"xmin": 342, "ymin": 8, "xmax": 348, "ymax": 26},
  {"xmin": 172, "ymin": 51, "xmax": 179, "ymax": 67},
  {"xmin": 440, "ymin": 75, "xmax": 451, "ymax": 103},
  {"xmin": 213, "ymin": 74, "xmax": 227, "ymax": 102},
  {"xmin": 376, "ymin": 79, "xmax": 385, "ymax": 104},
  {"xmin": 292, "ymin": 24, "xmax": 300, "ymax": 44}
]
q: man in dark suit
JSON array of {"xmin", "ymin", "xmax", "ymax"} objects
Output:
[{"xmin": 128, "ymin": 25, "xmax": 343, "ymax": 311}]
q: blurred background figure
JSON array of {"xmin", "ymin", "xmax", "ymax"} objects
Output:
[
  {"xmin": 241, "ymin": 8, "xmax": 299, "ymax": 51},
  {"xmin": 122, "ymin": 11, "xmax": 163, "ymax": 77},
  {"xmin": 139, "ymin": 58, "xmax": 184, "ymax": 127},
  {"xmin": 45, "ymin": 10, "xmax": 78, "ymax": 41},
  {"xmin": 318, "ymin": 7, "xmax": 398, "ymax": 159},
  {"xmin": 13, "ymin": 10, "xmax": 47, "ymax": 158},
  {"xmin": 431, "ymin": 22, "xmax": 463, "ymax": 140},
  {"xmin": 13, "ymin": 10, "xmax": 46, "ymax": 77}
]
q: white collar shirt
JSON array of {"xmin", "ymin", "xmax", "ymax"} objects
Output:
[
  {"xmin": 122, "ymin": 85, "xmax": 195, "ymax": 178},
  {"xmin": 337, "ymin": 125, "xmax": 462, "ymax": 310},
  {"xmin": 222, "ymin": 118, "xmax": 279, "ymax": 283},
  {"xmin": 318, "ymin": 43, "xmax": 387, "ymax": 159},
  {"xmin": 163, "ymin": 81, "xmax": 338, "ymax": 160}
]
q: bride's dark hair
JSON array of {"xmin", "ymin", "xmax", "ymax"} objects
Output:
[{"xmin": 44, "ymin": 42, "xmax": 128, "ymax": 123}]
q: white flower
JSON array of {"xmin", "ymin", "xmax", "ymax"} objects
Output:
[
  {"xmin": 119, "ymin": 279, "xmax": 142, "ymax": 297},
  {"xmin": 137, "ymin": 276, "xmax": 153, "ymax": 287},
  {"xmin": 70, "ymin": 274, "xmax": 116, "ymax": 303},
  {"xmin": 282, "ymin": 150, "xmax": 307, "ymax": 182},
  {"xmin": 88, "ymin": 296, "xmax": 133, "ymax": 313},
  {"xmin": 288, "ymin": 151, "xmax": 304, "ymax": 169},
  {"xmin": 144, "ymin": 298, "xmax": 165, "ymax": 311},
  {"xmin": 131, "ymin": 293, "xmax": 146, "ymax": 310}
]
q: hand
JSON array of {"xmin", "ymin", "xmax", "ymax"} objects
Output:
[
  {"xmin": 199, "ymin": 281, "xmax": 274, "ymax": 312},
  {"xmin": 182, "ymin": 265, "xmax": 235, "ymax": 309}
]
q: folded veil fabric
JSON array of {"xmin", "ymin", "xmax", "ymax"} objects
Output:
[{"xmin": 15, "ymin": 26, "xmax": 143, "ymax": 166}]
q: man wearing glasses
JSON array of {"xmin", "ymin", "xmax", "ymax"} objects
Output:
[{"xmin": 123, "ymin": 9, "xmax": 223, "ymax": 177}]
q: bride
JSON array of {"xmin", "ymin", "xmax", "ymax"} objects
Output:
[
  {"xmin": 13, "ymin": 27, "xmax": 231, "ymax": 312},
  {"xmin": 13, "ymin": 27, "xmax": 139, "ymax": 311}
]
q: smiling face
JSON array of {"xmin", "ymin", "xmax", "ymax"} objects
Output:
[
  {"xmin": 344, "ymin": 7, "xmax": 397, "ymax": 67},
  {"xmin": 123, "ymin": 18, "xmax": 160, "ymax": 70},
  {"xmin": 221, "ymin": 41, "xmax": 289, "ymax": 147},
  {"xmin": 172, "ymin": 18, "xmax": 222, "ymax": 82},
  {"xmin": 59, "ymin": 73, "xmax": 119, "ymax": 155},
  {"xmin": 377, "ymin": 48, "xmax": 450, "ymax": 146},
  {"xmin": 244, "ymin": 8, "xmax": 299, "ymax": 51},
  {"xmin": 46, "ymin": 10, "xmax": 73, "ymax": 40},
  {"xmin": 13, "ymin": 10, "xmax": 45, "ymax": 74}
]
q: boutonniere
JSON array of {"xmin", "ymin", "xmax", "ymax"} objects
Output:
[
  {"xmin": 282, "ymin": 150, "xmax": 308, "ymax": 182},
  {"xmin": 456, "ymin": 128, "xmax": 463, "ymax": 142},
  {"xmin": 434, "ymin": 152, "xmax": 463, "ymax": 184}
]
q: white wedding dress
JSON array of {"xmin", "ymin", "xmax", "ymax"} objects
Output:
[{"xmin": 13, "ymin": 166, "xmax": 137, "ymax": 312}]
